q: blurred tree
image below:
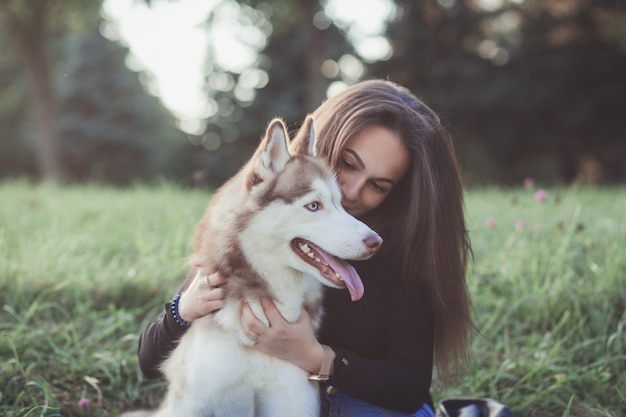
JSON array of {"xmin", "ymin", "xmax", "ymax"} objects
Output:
[
  {"xmin": 238, "ymin": 0, "xmax": 330, "ymax": 109},
  {"xmin": 0, "ymin": 0, "xmax": 101, "ymax": 183},
  {"xmin": 507, "ymin": 0, "xmax": 626, "ymax": 183},
  {"xmin": 58, "ymin": 29, "xmax": 186, "ymax": 185},
  {"xmin": 0, "ymin": 33, "xmax": 33, "ymax": 178},
  {"xmin": 369, "ymin": 0, "xmax": 501, "ymax": 182},
  {"xmin": 184, "ymin": 0, "xmax": 356, "ymax": 187},
  {"xmin": 371, "ymin": 0, "xmax": 626, "ymax": 184}
]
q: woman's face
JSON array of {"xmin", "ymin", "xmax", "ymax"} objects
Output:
[{"xmin": 337, "ymin": 125, "xmax": 410, "ymax": 217}]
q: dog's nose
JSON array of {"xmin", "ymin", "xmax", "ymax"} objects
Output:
[{"xmin": 364, "ymin": 234, "xmax": 383, "ymax": 253}]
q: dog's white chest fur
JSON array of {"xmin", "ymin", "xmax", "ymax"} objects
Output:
[{"xmin": 157, "ymin": 307, "xmax": 319, "ymax": 417}]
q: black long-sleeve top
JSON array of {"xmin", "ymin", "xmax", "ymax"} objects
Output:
[{"xmin": 137, "ymin": 253, "xmax": 434, "ymax": 413}]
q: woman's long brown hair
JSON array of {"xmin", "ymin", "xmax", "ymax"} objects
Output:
[{"xmin": 301, "ymin": 79, "xmax": 472, "ymax": 384}]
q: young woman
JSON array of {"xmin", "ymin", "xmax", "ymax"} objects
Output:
[{"xmin": 137, "ymin": 79, "xmax": 472, "ymax": 417}]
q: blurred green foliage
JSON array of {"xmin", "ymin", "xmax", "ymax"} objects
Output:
[
  {"xmin": 58, "ymin": 30, "xmax": 185, "ymax": 185},
  {"xmin": 1, "ymin": 0, "xmax": 625, "ymax": 186},
  {"xmin": 369, "ymin": 0, "xmax": 626, "ymax": 185}
]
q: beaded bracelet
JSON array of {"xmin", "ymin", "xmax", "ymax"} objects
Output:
[{"xmin": 171, "ymin": 293, "xmax": 191, "ymax": 328}]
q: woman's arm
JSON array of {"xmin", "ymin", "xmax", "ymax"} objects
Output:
[
  {"xmin": 327, "ymin": 281, "xmax": 434, "ymax": 412},
  {"xmin": 137, "ymin": 303, "xmax": 189, "ymax": 379},
  {"xmin": 243, "ymin": 279, "xmax": 434, "ymax": 413},
  {"xmin": 328, "ymin": 347, "xmax": 433, "ymax": 413},
  {"xmin": 137, "ymin": 271, "xmax": 226, "ymax": 379}
]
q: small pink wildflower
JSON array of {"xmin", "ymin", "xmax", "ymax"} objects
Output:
[
  {"xmin": 78, "ymin": 398, "xmax": 90, "ymax": 409},
  {"xmin": 485, "ymin": 218, "xmax": 496, "ymax": 229},
  {"xmin": 515, "ymin": 219, "xmax": 527, "ymax": 231},
  {"xmin": 534, "ymin": 189, "xmax": 548, "ymax": 203},
  {"xmin": 523, "ymin": 177, "xmax": 534, "ymax": 188}
]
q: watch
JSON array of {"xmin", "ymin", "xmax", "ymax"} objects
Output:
[{"xmin": 308, "ymin": 345, "xmax": 333, "ymax": 382}]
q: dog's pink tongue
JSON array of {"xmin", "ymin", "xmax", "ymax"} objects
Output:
[
  {"xmin": 307, "ymin": 242, "xmax": 364, "ymax": 301},
  {"xmin": 327, "ymin": 257, "xmax": 364, "ymax": 301}
]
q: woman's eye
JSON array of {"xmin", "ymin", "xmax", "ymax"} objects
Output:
[
  {"xmin": 305, "ymin": 202, "xmax": 320, "ymax": 211},
  {"xmin": 340, "ymin": 158, "xmax": 355, "ymax": 170},
  {"xmin": 371, "ymin": 182, "xmax": 388, "ymax": 194}
]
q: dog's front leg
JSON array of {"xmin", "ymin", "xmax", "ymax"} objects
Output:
[{"xmin": 257, "ymin": 361, "xmax": 319, "ymax": 417}]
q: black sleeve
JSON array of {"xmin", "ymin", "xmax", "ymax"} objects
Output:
[
  {"xmin": 137, "ymin": 301, "xmax": 189, "ymax": 379},
  {"xmin": 327, "ymin": 282, "xmax": 434, "ymax": 413}
]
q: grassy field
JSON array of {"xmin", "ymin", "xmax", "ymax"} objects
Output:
[{"xmin": 1, "ymin": 180, "xmax": 624, "ymax": 417}]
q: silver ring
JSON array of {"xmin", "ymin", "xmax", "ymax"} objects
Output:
[{"xmin": 205, "ymin": 275, "xmax": 213, "ymax": 288}]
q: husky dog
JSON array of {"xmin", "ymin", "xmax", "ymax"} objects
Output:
[{"xmin": 130, "ymin": 117, "xmax": 382, "ymax": 417}]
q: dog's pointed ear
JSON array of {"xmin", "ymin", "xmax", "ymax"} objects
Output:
[
  {"xmin": 254, "ymin": 118, "xmax": 290, "ymax": 178},
  {"xmin": 289, "ymin": 115, "xmax": 317, "ymax": 157}
]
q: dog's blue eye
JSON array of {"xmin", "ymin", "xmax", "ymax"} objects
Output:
[{"xmin": 305, "ymin": 202, "xmax": 320, "ymax": 211}]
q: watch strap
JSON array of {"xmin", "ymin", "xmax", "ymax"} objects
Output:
[{"xmin": 308, "ymin": 345, "xmax": 333, "ymax": 381}]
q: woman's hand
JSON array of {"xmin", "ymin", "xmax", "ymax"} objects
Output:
[
  {"xmin": 179, "ymin": 272, "xmax": 226, "ymax": 322},
  {"xmin": 241, "ymin": 298, "xmax": 333, "ymax": 375}
]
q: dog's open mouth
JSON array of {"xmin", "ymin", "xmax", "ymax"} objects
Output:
[{"xmin": 291, "ymin": 238, "xmax": 364, "ymax": 301}]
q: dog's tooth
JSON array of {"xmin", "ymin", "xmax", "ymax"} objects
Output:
[
  {"xmin": 299, "ymin": 243, "xmax": 310, "ymax": 253},
  {"xmin": 315, "ymin": 257, "xmax": 321, "ymax": 263},
  {"xmin": 335, "ymin": 273, "xmax": 343, "ymax": 281},
  {"xmin": 307, "ymin": 252, "xmax": 315, "ymax": 258}
]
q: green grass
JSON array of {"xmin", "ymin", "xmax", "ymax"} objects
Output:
[
  {"xmin": 1, "ymin": 180, "xmax": 625, "ymax": 416},
  {"xmin": 442, "ymin": 186, "xmax": 626, "ymax": 417}
]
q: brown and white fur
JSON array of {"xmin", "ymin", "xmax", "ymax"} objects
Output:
[{"xmin": 126, "ymin": 117, "xmax": 382, "ymax": 417}]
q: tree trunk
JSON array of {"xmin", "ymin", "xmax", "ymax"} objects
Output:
[
  {"xmin": 302, "ymin": 0, "xmax": 326, "ymax": 112},
  {"xmin": 21, "ymin": 37, "xmax": 64, "ymax": 183},
  {"xmin": 2, "ymin": 0, "xmax": 64, "ymax": 183}
]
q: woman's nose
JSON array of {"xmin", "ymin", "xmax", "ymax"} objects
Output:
[{"xmin": 340, "ymin": 179, "xmax": 359, "ymax": 202}]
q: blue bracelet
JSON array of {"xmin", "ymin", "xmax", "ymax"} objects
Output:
[{"xmin": 171, "ymin": 293, "xmax": 191, "ymax": 328}]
